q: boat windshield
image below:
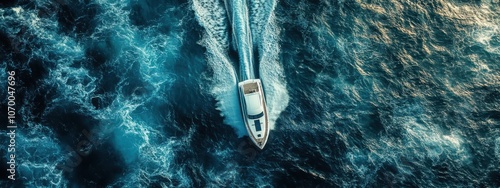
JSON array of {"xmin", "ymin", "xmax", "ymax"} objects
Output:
[{"xmin": 248, "ymin": 112, "xmax": 264, "ymax": 119}]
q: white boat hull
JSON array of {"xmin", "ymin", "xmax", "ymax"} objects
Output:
[{"xmin": 238, "ymin": 79, "xmax": 269, "ymax": 149}]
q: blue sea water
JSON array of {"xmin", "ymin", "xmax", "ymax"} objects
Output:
[{"xmin": 0, "ymin": 0, "xmax": 499, "ymax": 187}]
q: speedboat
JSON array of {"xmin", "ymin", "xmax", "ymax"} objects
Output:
[{"xmin": 238, "ymin": 79, "xmax": 269, "ymax": 149}]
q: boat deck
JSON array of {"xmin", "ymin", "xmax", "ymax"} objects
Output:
[
  {"xmin": 239, "ymin": 79, "xmax": 269, "ymax": 149},
  {"xmin": 252, "ymin": 97, "xmax": 269, "ymax": 148},
  {"xmin": 243, "ymin": 82, "xmax": 259, "ymax": 94}
]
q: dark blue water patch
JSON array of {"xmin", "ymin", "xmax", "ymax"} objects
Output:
[
  {"xmin": 116, "ymin": 61, "xmax": 150, "ymax": 99},
  {"xmin": 426, "ymin": 96, "xmax": 449, "ymax": 110},
  {"xmin": 364, "ymin": 107, "xmax": 385, "ymax": 135},
  {"xmin": 90, "ymin": 90, "xmax": 115, "ymax": 110},
  {"xmin": 432, "ymin": 163, "xmax": 451, "ymax": 182},
  {"xmin": 465, "ymin": 143, "xmax": 499, "ymax": 184},
  {"xmin": 175, "ymin": 100, "xmax": 228, "ymax": 140},
  {"xmin": 173, "ymin": 44, "xmax": 206, "ymax": 76},
  {"xmin": 279, "ymin": 28, "xmax": 340, "ymax": 117},
  {"xmin": 42, "ymin": 104, "xmax": 99, "ymax": 145},
  {"xmin": 23, "ymin": 85, "xmax": 57, "ymax": 123},
  {"xmin": 398, "ymin": 68, "xmax": 440, "ymax": 96},
  {"xmin": 0, "ymin": 101, "xmax": 6, "ymax": 129},
  {"xmin": 128, "ymin": 0, "xmax": 184, "ymax": 27},
  {"xmin": 128, "ymin": 4, "xmax": 153, "ymax": 28},
  {"xmin": 0, "ymin": 161, "xmax": 24, "ymax": 187},
  {"xmin": 91, "ymin": 73, "xmax": 120, "ymax": 109},
  {"xmin": 0, "ymin": 31, "xmax": 14, "ymax": 55},
  {"xmin": 276, "ymin": 0, "xmax": 500, "ymax": 185},
  {"xmin": 488, "ymin": 171, "xmax": 500, "ymax": 187},
  {"xmin": 56, "ymin": 0, "xmax": 99, "ymax": 36},
  {"xmin": 128, "ymin": 0, "xmax": 192, "ymax": 42},
  {"xmin": 84, "ymin": 36, "xmax": 119, "ymax": 69},
  {"xmin": 424, "ymin": 159, "xmax": 476, "ymax": 186},
  {"xmin": 424, "ymin": 96, "xmax": 460, "ymax": 135},
  {"xmin": 463, "ymin": 45, "xmax": 496, "ymax": 61},
  {"xmin": 169, "ymin": 69, "xmax": 206, "ymax": 115},
  {"xmin": 22, "ymin": 59, "xmax": 51, "ymax": 88},
  {"xmin": 279, "ymin": 26, "xmax": 305, "ymax": 48},
  {"xmin": 11, "ymin": 41, "xmax": 52, "ymax": 73},
  {"xmin": 0, "ymin": 59, "xmax": 55, "ymax": 125},
  {"xmin": 168, "ymin": 23, "xmax": 208, "ymax": 114},
  {"xmin": 280, "ymin": 91, "xmax": 320, "ymax": 124},
  {"xmin": 274, "ymin": 167, "xmax": 333, "ymax": 187},
  {"xmin": 170, "ymin": 108, "xmax": 236, "ymax": 187},
  {"xmin": 84, "ymin": 48, "xmax": 129, "ymax": 108},
  {"xmin": 292, "ymin": 133, "xmax": 335, "ymax": 173},
  {"xmin": 372, "ymin": 162, "xmax": 403, "ymax": 186},
  {"xmin": 227, "ymin": 47, "xmax": 240, "ymax": 78},
  {"xmin": 484, "ymin": 90, "xmax": 500, "ymax": 104},
  {"xmin": 252, "ymin": 48, "xmax": 260, "ymax": 78},
  {"xmin": 131, "ymin": 20, "xmax": 208, "ymax": 138},
  {"xmin": 263, "ymin": 130, "xmax": 348, "ymax": 186},
  {"xmin": 375, "ymin": 105, "xmax": 410, "ymax": 140},
  {"xmin": 278, "ymin": 0, "xmax": 321, "ymax": 24},
  {"xmin": 168, "ymin": 42, "xmax": 228, "ymax": 135},
  {"xmin": 169, "ymin": 105, "xmax": 197, "ymax": 135},
  {"xmin": 472, "ymin": 110, "xmax": 500, "ymax": 121},
  {"xmin": 0, "ymin": 0, "xmax": 17, "ymax": 8},
  {"xmin": 68, "ymin": 140, "xmax": 126, "ymax": 187},
  {"xmin": 90, "ymin": 96, "xmax": 103, "ymax": 109},
  {"xmin": 185, "ymin": 161, "xmax": 205, "ymax": 187},
  {"xmin": 0, "ymin": 156, "xmax": 11, "ymax": 182},
  {"xmin": 276, "ymin": 43, "xmax": 339, "ymax": 126},
  {"xmin": 1, "ymin": 26, "xmax": 45, "ymax": 71},
  {"xmin": 7, "ymin": 0, "xmax": 34, "ymax": 9}
]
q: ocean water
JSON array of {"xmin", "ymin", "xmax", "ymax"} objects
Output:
[{"xmin": 0, "ymin": 0, "xmax": 499, "ymax": 187}]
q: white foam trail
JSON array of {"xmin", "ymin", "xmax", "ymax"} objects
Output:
[
  {"xmin": 230, "ymin": 0, "xmax": 255, "ymax": 80},
  {"xmin": 253, "ymin": 0, "xmax": 289, "ymax": 129},
  {"xmin": 248, "ymin": 0, "xmax": 276, "ymax": 46},
  {"xmin": 192, "ymin": 0, "xmax": 229, "ymax": 50},
  {"xmin": 192, "ymin": 0, "xmax": 246, "ymax": 136},
  {"xmin": 208, "ymin": 63, "xmax": 247, "ymax": 137}
]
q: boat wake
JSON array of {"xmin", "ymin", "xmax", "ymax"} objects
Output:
[
  {"xmin": 249, "ymin": 0, "xmax": 289, "ymax": 129},
  {"xmin": 192, "ymin": 0, "xmax": 246, "ymax": 136},
  {"xmin": 192, "ymin": 0, "xmax": 288, "ymax": 135}
]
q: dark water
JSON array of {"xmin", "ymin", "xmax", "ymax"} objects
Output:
[{"xmin": 1, "ymin": 0, "xmax": 499, "ymax": 187}]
